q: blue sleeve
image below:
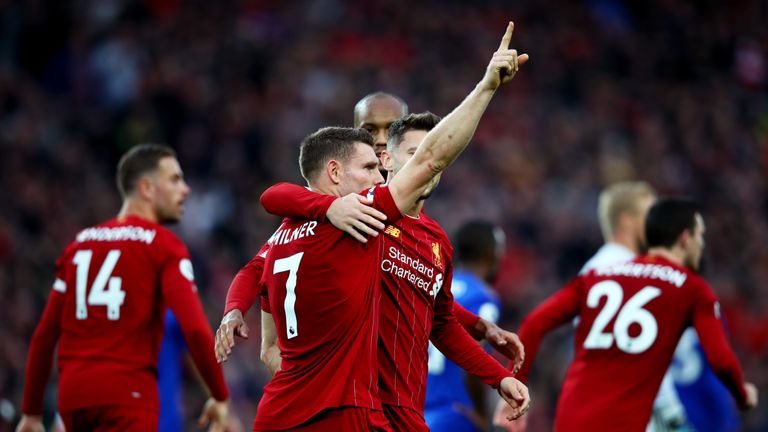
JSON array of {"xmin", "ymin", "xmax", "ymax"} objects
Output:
[
  {"xmin": 453, "ymin": 278, "xmax": 500, "ymax": 324},
  {"xmin": 158, "ymin": 310, "xmax": 187, "ymax": 431}
]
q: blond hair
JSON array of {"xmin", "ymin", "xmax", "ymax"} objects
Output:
[{"xmin": 598, "ymin": 181, "xmax": 656, "ymax": 242}]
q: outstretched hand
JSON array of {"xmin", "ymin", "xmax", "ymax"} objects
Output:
[{"xmin": 481, "ymin": 21, "xmax": 529, "ymax": 91}]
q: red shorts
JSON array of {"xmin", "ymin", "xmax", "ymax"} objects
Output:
[
  {"xmin": 255, "ymin": 406, "xmax": 393, "ymax": 431},
  {"xmin": 60, "ymin": 405, "xmax": 158, "ymax": 432},
  {"xmin": 382, "ymin": 404, "xmax": 429, "ymax": 432}
]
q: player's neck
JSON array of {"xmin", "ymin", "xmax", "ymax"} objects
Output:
[
  {"xmin": 404, "ymin": 200, "xmax": 424, "ymax": 218},
  {"xmin": 118, "ymin": 200, "xmax": 159, "ymax": 224},
  {"xmin": 646, "ymin": 247, "xmax": 684, "ymax": 267},
  {"xmin": 609, "ymin": 231, "xmax": 640, "ymax": 254},
  {"xmin": 307, "ymin": 181, "xmax": 338, "ymax": 197}
]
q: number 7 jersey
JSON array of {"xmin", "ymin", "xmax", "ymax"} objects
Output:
[
  {"xmin": 516, "ymin": 255, "xmax": 748, "ymax": 432},
  {"xmin": 254, "ymin": 185, "xmax": 403, "ymax": 430}
]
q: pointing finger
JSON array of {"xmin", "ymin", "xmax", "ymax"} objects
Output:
[{"xmin": 498, "ymin": 21, "xmax": 514, "ymax": 51}]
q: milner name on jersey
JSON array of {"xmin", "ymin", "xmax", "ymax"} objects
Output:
[
  {"xmin": 268, "ymin": 221, "xmax": 318, "ymax": 246},
  {"xmin": 382, "ymin": 245, "xmax": 444, "ymax": 297}
]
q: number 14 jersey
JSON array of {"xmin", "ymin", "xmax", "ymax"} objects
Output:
[{"xmin": 21, "ymin": 215, "xmax": 228, "ymax": 415}]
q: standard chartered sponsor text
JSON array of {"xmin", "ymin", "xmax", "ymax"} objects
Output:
[{"xmin": 382, "ymin": 246, "xmax": 444, "ymax": 296}]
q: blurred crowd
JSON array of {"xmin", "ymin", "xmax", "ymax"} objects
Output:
[{"xmin": 1, "ymin": 0, "xmax": 766, "ymax": 430}]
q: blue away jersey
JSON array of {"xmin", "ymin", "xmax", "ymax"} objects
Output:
[
  {"xmin": 671, "ymin": 328, "xmax": 741, "ymax": 432},
  {"xmin": 425, "ymin": 270, "xmax": 500, "ymax": 431},
  {"xmin": 158, "ymin": 310, "xmax": 187, "ymax": 431}
]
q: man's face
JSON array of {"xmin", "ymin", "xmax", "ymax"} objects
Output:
[
  {"xmin": 383, "ymin": 130, "xmax": 441, "ymax": 199},
  {"xmin": 356, "ymin": 98, "xmax": 404, "ymax": 159},
  {"xmin": 684, "ymin": 213, "xmax": 706, "ymax": 271},
  {"xmin": 149, "ymin": 157, "xmax": 190, "ymax": 223},
  {"xmin": 632, "ymin": 194, "xmax": 656, "ymax": 251},
  {"xmin": 337, "ymin": 142, "xmax": 385, "ymax": 196}
]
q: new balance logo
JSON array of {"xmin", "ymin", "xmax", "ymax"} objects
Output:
[{"xmin": 384, "ymin": 226, "xmax": 401, "ymax": 238}]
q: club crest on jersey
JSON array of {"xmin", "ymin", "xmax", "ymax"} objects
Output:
[
  {"xmin": 432, "ymin": 242, "xmax": 443, "ymax": 269},
  {"xmin": 383, "ymin": 225, "xmax": 401, "ymax": 238}
]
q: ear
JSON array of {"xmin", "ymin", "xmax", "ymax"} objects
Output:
[
  {"xmin": 136, "ymin": 176, "xmax": 155, "ymax": 200},
  {"xmin": 678, "ymin": 229, "xmax": 691, "ymax": 249},
  {"xmin": 380, "ymin": 149, "xmax": 394, "ymax": 172},
  {"xmin": 617, "ymin": 212, "xmax": 633, "ymax": 231},
  {"xmin": 327, "ymin": 159, "xmax": 342, "ymax": 185}
]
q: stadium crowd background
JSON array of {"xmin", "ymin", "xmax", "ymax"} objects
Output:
[{"xmin": 0, "ymin": 0, "xmax": 766, "ymax": 430}]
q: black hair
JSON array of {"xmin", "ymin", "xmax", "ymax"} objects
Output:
[
  {"xmin": 645, "ymin": 198, "xmax": 700, "ymax": 248},
  {"xmin": 454, "ymin": 220, "xmax": 500, "ymax": 264}
]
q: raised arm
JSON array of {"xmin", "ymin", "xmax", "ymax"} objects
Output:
[
  {"xmin": 388, "ymin": 22, "xmax": 528, "ymax": 213},
  {"xmin": 260, "ymin": 183, "xmax": 387, "ymax": 243}
]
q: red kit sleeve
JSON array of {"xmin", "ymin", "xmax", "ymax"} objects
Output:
[
  {"xmin": 515, "ymin": 277, "xmax": 582, "ymax": 382},
  {"xmin": 224, "ymin": 242, "xmax": 269, "ymax": 316},
  {"xmin": 22, "ymin": 247, "xmax": 74, "ymax": 415},
  {"xmin": 21, "ymin": 278, "xmax": 67, "ymax": 415},
  {"xmin": 453, "ymin": 302, "xmax": 482, "ymax": 339},
  {"xmin": 260, "ymin": 183, "xmax": 336, "ymax": 221},
  {"xmin": 161, "ymin": 238, "xmax": 229, "ymax": 401},
  {"xmin": 691, "ymin": 279, "xmax": 749, "ymax": 407},
  {"xmin": 430, "ymin": 263, "xmax": 512, "ymax": 388}
]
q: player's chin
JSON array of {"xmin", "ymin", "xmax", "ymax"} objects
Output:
[{"xmin": 161, "ymin": 208, "xmax": 183, "ymax": 224}]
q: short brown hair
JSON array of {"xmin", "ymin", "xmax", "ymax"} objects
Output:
[
  {"xmin": 299, "ymin": 127, "xmax": 374, "ymax": 182},
  {"xmin": 116, "ymin": 144, "xmax": 176, "ymax": 198},
  {"xmin": 386, "ymin": 112, "xmax": 442, "ymax": 151}
]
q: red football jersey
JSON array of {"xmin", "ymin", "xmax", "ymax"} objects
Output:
[
  {"xmin": 253, "ymin": 185, "xmax": 402, "ymax": 430},
  {"xmin": 22, "ymin": 215, "xmax": 228, "ymax": 415},
  {"xmin": 258, "ymin": 183, "xmax": 512, "ymax": 417},
  {"xmin": 518, "ymin": 255, "xmax": 748, "ymax": 432},
  {"xmin": 378, "ymin": 212, "xmax": 510, "ymax": 411},
  {"xmin": 224, "ymin": 242, "xmax": 270, "ymax": 316}
]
